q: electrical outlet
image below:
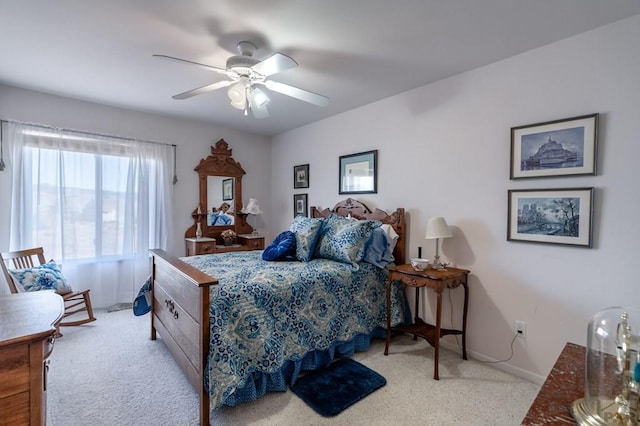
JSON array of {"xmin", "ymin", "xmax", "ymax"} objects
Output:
[{"xmin": 515, "ymin": 320, "xmax": 526, "ymax": 338}]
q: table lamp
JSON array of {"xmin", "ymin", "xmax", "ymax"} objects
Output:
[
  {"xmin": 241, "ymin": 198, "xmax": 262, "ymax": 235},
  {"xmin": 425, "ymin": 217, "xmax": 452, "ymax": 269}
]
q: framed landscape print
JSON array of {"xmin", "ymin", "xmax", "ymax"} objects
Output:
[
  {"xmin": 510, "ymin": 113, "xmax": 598, "ymax": 179},
  {"xmin": 339, "ymin": 150, "xmax": 378, "ymax": 194},
  {"xmin": 222, "ymin": 178, "xmax": 234, "ymax": 201},
  {"xmin": 294, "ymin": 164, "xmax": 309, "ymax": 189},
  {"xmin": 507, "ymin": 187, "xmax": 594, "ymax": 247},
  {"xmin": 293, "ymin": 193, "xmax": 308, "ymax": 217}
]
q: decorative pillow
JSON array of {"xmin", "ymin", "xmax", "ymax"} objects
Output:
[
  {"xmin": 289, "ymin": 216, "xmax": 324, "ymax": 262},
  {"xmin": 262, "ymin": 231, "xmax": 297, "ymax": 261},
  {"xmin": 8, "ymin": 261, "xmax": 73, "ymax": 295},
  {"xmin": 362, "ymin": 227, "xmax": 392, "ymax": 268},
  {"xmin": 133, "ymin": 276, "xmax": 152, "ymax": 316},
  {"xmin": 379, "ymin": 224, "xmax": 399, "ymax": 255},
  {"xmin": 315, "ymin": 214, "xmax": 381, "ymax": 265}
]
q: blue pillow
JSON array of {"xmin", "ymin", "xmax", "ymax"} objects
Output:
[
  {"xmin": 133, "ymin": 276, "xmax": 152, "ymax": 316},
  {"xmin": 290, "ymin": 216, "xmax": 324, "ymax": 262},
  {"xmin": 362, "ymin": 227, "xmax": 392, "ymax": 268},
  {"xmin": 8, "ymin": 261, "xmax": 74, "ymax": 295},
  {"xmin": 314, "ymin": 214, "xmax": 381, "ymax": 265},
  {"xmin": 262, "ymin": 231, "xmax": 297, "ymax": 261}
]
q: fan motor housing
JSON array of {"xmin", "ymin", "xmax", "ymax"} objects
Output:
[{"xmin": 226, "ymin": 55, "xmax": 260, "ymax": 74}]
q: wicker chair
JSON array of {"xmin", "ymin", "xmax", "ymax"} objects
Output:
[{"xmin": 1, "ymin": 247, "xmax": 96, "ymax": 336}]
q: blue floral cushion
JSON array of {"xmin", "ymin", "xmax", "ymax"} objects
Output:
[
  {"xmin": 315, "ymin": 214, "xmax": 382, "ymax": 265},
  {"xmin": 8, "ymin": 261, "xmax": 73, "ymax": 295},
  {"xmin": 262, "ymin": 231, "xmax": 297, "ymax": 261},
  {"xmin": 289, "ymin": 216, "xmax": 324, "ymax": 262}
]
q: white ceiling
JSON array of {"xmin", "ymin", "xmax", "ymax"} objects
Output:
[{"xmin": 1, "ymin": 1, "xmax": 639, "ymax": 136}]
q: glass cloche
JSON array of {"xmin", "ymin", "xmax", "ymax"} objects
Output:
[{"xmin": 572, "ymin": 307, "xmax": 640, "ymax": 425}]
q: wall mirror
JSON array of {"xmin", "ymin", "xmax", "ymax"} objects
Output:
[{"xmin": 185, "ymin": 139, "xmax": 251, "ymax": 239}]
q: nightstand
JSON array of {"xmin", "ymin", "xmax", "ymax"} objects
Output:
[
  {"xmin": 185, "ymin": 237, "xmax": 216, "ymax": 256},
  {"xmin": 384, "ymin": 264, "xmax": 470, "ymax": 380}
]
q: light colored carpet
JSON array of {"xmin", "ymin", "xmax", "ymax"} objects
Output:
[{"xmin": 48, "ymin": 309, "xmax": 539, "ymax": 425}]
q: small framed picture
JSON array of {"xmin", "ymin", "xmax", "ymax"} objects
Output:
[
  {"xmin": 222, "ymin": 178, "xmax": 233, "ymax": 201},
  {"xmin": 293, "ymin": 193, "xmax": 308, "ymax": 217},
  {"xmin": 339, "ymin": 150, "xmax": 377, "ymax": 194},
  {"xmin": 294, "ymin": 164, "xmax": 309, "ymax": 189},
  {"xmin": 507, "ymin": 187, "xmax": 594, "ymax": 248},
  {"xmin": 510, "ymin": 113, "xmax": 598, "ymax": 179}
]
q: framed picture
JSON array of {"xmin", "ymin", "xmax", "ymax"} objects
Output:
[
  {"xmin": 294, "ymin": 164, "xmax": 309, "ymax": 189},
  {"xmin": 293, "ymin": 193, "xmax": 308, "ymax": 217},
  {"xmin": 510, "ymin": 113, "xmax": 598, "ymax": 179},
  {"xmin": 222, "ymin": 178, "xmax": 234, "ymax": 201},
  {"xmin": 507, "ymin": 187, "xmax": 594, "ymax": 248},
  {"xmin": 339, "ymin": 150, "xmax": 378, "ymax": 194}
]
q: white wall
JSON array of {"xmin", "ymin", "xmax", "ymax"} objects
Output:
[
  {"xmin": 271, "ymin": 15, "xmax": 640, "ymax": 382},
  {"xmin": 0, "ymin": 85, "xmax": 272, "ymax": 298}
]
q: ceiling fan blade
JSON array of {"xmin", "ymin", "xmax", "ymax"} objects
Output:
[
  {"xmin": 172, "ymin": 80, "xmax": 234, "ymax": 100},
  {"xmin": 251, "ymin": 53, "xmax": 298, "ymax": 77},
  {"xmin": 153, "ymin": 54, "xmax": 228, "ymax": 76},
  {"xmin": 263, "ymin": 80, "xmax": 329, "ymax": 107}
]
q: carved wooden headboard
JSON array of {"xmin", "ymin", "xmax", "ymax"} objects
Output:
[{"xmin": 310, "ymin": 198, "xmax": 407, "ymax": 265}]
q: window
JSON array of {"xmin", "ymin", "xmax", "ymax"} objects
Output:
[{"xmin": 7, "ymin": 122, "xmax": 174, "ymax": 306}]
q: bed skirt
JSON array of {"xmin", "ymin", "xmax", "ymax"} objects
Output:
[{"xmin": 219, "ymin": 329, "xmax": 385, "ymax": 408}]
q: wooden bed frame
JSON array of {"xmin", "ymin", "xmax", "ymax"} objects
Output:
[{"xmin": 149, "ymin": 199, "xmax": 405, "ymax": 425}]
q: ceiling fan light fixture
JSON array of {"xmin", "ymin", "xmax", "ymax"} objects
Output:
[
  {"xmin": 228, "ymin": 81, "xmax": 246, "ymax": 110},
  {"xmin": 249, "ymin": 87, "xmax": 270, "ymax": 108}
]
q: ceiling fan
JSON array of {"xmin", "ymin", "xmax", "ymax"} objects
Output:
[{"xmin": 154, "ymin": 41, "xmax": 329, "ymax": 119}]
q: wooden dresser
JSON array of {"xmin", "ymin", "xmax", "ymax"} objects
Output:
[{"xmin": 0, "ymin": 291, "xmax": 64, "ymax": 426}]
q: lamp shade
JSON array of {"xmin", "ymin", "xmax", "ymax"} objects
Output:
[
  {"xmin": 249, "ymin": 87, "xmax": 270, "ymax": 108},
  {"xmin": 228, "ymin": 79, "xmax": 247, "ymax": 110},
  {"xmin": 425, "ymin": 217, "xmax": 452, "ymax": 240},
  {"xmin": 242, "ymin": 198, "xmax": 262, "ymax": 215}
]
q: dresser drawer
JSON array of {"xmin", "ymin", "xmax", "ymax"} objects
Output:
[
  {"xmin": 0, "ymin": 345, "xmax": 29, "ymax": 399},
  {"xmin": 197, "ymin": 241, "xmax": 216, "ymax": 254}
]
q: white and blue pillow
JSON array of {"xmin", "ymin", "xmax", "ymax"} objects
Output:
[
  {"xmin": 289, "ymin": 216, "xmax": 324, "ymax": 262},
  {"xmin": 8, "ymin": 261, "xmax": 73, "ymax": 295},
  {"xmin": 314, "ymin": 214, "xmax": 381, "ymax": 265}
]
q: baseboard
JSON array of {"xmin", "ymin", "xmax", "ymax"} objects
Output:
[{"xmin": 439, "ymin": 340, "xmax": 546, "ymax": 385}]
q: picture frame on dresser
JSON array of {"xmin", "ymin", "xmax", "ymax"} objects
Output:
[
  {"xmin": 294, "ymin": 193, "xmax": 308, "ymax": 217},
  {"xmin": 294, "ymin": 164, "xmax": 309, "ymax": 189},
  {"xmin": 510, "ymin": 113, "xmax": 598, "ymax": 179},
  {"xmin": 339, "ymin": 150, "xmax": 378, "ymax": 194},
  {"xmin": 507, "ymin": 187, "xmax": 594, "ymax": 248}
]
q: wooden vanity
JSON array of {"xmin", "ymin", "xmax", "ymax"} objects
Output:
[
  {"xmin": 184, "ymin": 139, "xmax": 260, "ymax": 256},
  {"xmin": 0, "ymin": 291, "xmax": 64, "ymax": 426}
]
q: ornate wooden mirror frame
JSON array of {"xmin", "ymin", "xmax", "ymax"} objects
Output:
[{"xmin": 185, "ymin": 139, "xmax": 252, "ymax": 239}]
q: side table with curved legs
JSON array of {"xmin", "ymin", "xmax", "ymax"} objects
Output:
[{"xmin": 384, "ymin": 264, "xmax": 470, "ymax": 380}]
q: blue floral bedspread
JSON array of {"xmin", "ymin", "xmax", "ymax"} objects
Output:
[{"xmin": 181, "ymin": 251, "xmax": 407, "ymax": 409}]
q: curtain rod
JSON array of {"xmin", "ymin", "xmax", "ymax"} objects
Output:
[
  {"xmin": 0, "ymin": 118, "xmax": 179, "ymax": 184},
  {"xmin": 0, "ymin": 118, "xmax": 177, "ymax": 148}
]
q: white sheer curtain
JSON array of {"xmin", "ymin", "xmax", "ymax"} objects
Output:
[{"xmin": 7, "ymin": 122, "xmax": 174, "ymax": 307}]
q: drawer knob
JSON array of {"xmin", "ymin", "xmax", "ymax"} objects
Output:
[{"xmin": 173, "ymin": 311, "xmax": 179, "ymax": 320}]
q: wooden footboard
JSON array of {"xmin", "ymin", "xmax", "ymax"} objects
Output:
[{"xmin": 149, "ymin": 249, "xmax": 218, "ymax": 426}]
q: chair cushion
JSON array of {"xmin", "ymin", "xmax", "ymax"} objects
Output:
[
  {"xmin": 8, "ymin": 261, "xmax": 73, "ymax": 295},
  {"xmin": 262, "ymin": 231, "xmax": 297, "ymax": 261}
]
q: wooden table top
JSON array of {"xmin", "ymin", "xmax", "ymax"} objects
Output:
[{"xmin": 0, "ymin": 291, "xmax": 64, "ymax": 346}]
